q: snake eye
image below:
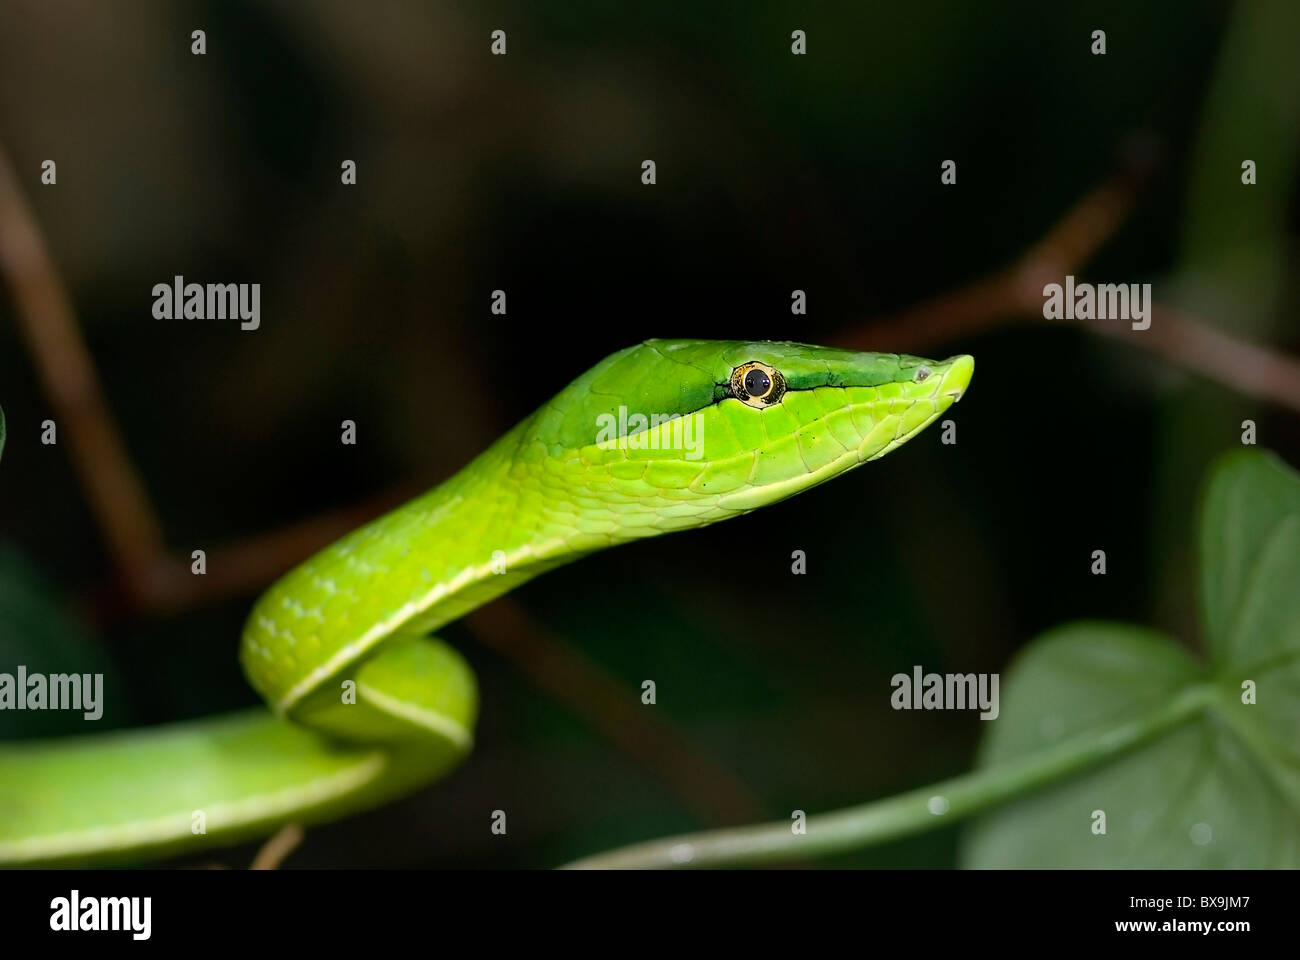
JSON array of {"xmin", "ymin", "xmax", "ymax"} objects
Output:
[{"xmin": 730, "ymin": 361, "xmax": 786, "ymax": 408}]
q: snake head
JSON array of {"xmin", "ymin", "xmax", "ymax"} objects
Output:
[
  {"xmin": 243, "ymin": 339, "xmax": 971, "ymax": 716},
  {"xmin": 533, "ymin": 339, "xmax": 973, "ymax": 532}
]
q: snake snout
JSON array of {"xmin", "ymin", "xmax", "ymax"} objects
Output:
[{"xmin": 938, "ymin": 354, "xmax": 975, "ymax": 402}]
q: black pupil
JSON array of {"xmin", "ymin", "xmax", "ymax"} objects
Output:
[{"xmin": 744, "ymin": 368, "xmax": 771, "ymax": 397}]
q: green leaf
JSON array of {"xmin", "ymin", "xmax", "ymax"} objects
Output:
[
  {"xmin": 961, "ymin": 450, "xmax": 1300, "ymax": 867},
  {"xmin": 1201, "ymin": 450, "xmax": 1300, "ymax": 671}
]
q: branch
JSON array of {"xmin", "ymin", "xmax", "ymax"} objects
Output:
[
  {"xmin": 467, "ymin": 600, "xmax": 766, "ymax": 825},
  {"xmin": 250, "ymin": 824, "xmax": 305, "ymax": 870},
  {"xmin": 0, "ymin": 141, "xmax": 165, "ymax": 596},
  {"xmin": 837, "ymin": 158, "xmax": 1149, "ymax": 352},
  {"xmin": 838, "ymin": 152, "xmax": 1300, "ymax": 415},
  {"xmin": 562, "ymin": 684, "xmax": 1215, "ymax": 869},
  {"xmin": 1084, "ymin": 303, "xmax": 1300, "ymax": 412}
]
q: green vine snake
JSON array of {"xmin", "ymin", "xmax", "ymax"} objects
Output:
[{"xmin": 0, "ymin": 339, "xmax": 973, "ymax": 865}]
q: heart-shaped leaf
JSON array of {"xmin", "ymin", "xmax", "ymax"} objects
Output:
[{"xmin": 961, "ymin": 450, "xmax": 1300, "ymax": 867}]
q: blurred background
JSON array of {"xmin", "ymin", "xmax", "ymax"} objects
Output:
[{"xmin": 0, "ymin": 0, "xmax": 1296, "ymax": 867}]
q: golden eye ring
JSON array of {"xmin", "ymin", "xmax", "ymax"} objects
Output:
[{"xmin": 730, "ymin": 361, "xmax": 786, "ymax": 408}]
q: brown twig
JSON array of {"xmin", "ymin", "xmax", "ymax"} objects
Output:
[
  {"xmin": 837, "ymin": 163, "xmax": 1147, "ymax": 352},
  {"xmin": 250, "ymin": 823, "xmax": 305, "ymax": 869},
  {"xmin": 1083, "ymin": 303, "xmax": 1300, "ymax": 412},
  {"xmin": 838, "ymin": 155, "xmax": 1300, "ymax": 414},
  {"xmin": 0, "ymin": 142, "xmax": 165, "ymax": 597},
  {"xmin": 466, "ymin": 600, "xmax": 766, "ymax": 825},
  {"xmin": 133, "ymin": 486, "xmax": 416, "ymax": 617}
]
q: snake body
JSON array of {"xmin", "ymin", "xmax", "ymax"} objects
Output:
[{"xmin": 0, "ymin": 339, "xmax": 972, "ymax": 865}]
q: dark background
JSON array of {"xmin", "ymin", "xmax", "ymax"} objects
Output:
[{"xmin": 0, "ymin": 0, "xmax": 1296, "ymax": 867}]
